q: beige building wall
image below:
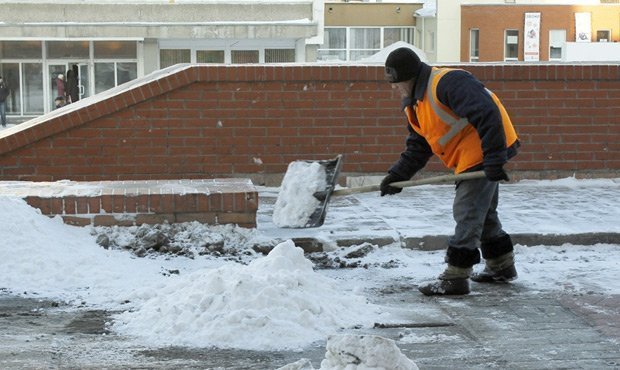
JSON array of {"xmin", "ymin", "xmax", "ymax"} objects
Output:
[{"xmin": 325, "ymin": 3, "xmax": 421, "ymax": 27}]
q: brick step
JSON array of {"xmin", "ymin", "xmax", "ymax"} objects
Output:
[{"xmin": 0, "ymin": 179, "xmax": 258, "ymax": 228}]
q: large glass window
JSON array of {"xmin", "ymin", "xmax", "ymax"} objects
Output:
[
  {"xmin": 504, "ymin": 29, "xmax": 519, "ymax": 61},
  {"xmin": 47, "ymin": 41, "xmax": 89, "ymax": 59},
  {"xmin": 265, "ymin": 49, "xmax": 295, "ymax": 63},
  {"xmin": 94, "ymin": 41, "xmax": 137, "ymax": 59},
  {"xmin": 0, "ymin": 63, "xmax": 20, "ymax": 114},
  {"xmin": 95, "ymin": 63, "xmax": 115, "ymax": 94},
  {"xmin": 23, "ymin": 63, "xmax": 43, "ymax": 115},
  {"xmin": 470, "ymin": 29, "xmax": 480, "ymax": 62},
  {"xmin": 319, "ymin": 27, "xmax": 416, "ymax": 62},
  {"xmin": 0, "ymin": 41, "xmax": 42, "ymax": 59},
  {"xmin": 196, "ymin": 50, "xmax": 225, "ymax": 63},
  {"xmin": 95, "ymin": 62, "xmax": 138, "ymax": 94},
  {"xmin": 117, "ymin": 63, "xmax": 137, "ymax": 85},
  {"xmin": 318, "ymin": 28, "xmax": 346, "ymax": 62},
  {"xmin": 160, "ymin": 49, "xmax": 191, "ymax": 68}
]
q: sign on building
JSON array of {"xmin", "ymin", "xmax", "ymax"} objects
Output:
[
  {"xmin": 524, "ymin": 12, "xmax": 541, "ymax": 62},
  {"xmin": 575, "ymin": 12, "xmax": 592, "ymax": 42}
]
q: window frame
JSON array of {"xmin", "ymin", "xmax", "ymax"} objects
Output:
[
  {"xmin": 596, "ymin": 29, "xmax": 611, "ymax": 42},
  {"xmin": 469, "ymin": 28, "xmax": 480, "ymax": 62},
  {"xmin": 318, "ymin": 26, "xmax": 417, "ymax": 62},
  {"xmin": 504, "ymin": 29, "xmax": 519, "ymax": 61}
]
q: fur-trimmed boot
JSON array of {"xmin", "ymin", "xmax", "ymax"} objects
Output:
[
  {"xmin": 471, "ymin": 235, "xmax": 517, "ymax": 283},
  {"xmin": 418, "ymin": 247, "xmax": 480, "ymax": 296}
]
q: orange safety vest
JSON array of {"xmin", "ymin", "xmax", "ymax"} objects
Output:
[{"xmin": 404, "ymin": 68, "xmax": 518, "ymax": 174}]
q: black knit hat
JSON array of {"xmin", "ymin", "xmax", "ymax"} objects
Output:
[{"xmin": 385, "ymin": 47, "xmax": 422, "ymax": 83}]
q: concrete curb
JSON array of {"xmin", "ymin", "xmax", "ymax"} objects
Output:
[{"xmin": 290, "ymin": 233, "xmax": 620, "ymax": 253}]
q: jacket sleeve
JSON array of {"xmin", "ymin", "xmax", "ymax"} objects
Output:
[
  {"xmin": 389, "ymin": 124, "xmax": 434, "ymax": 179},
  {"xmin": 436, "ymin": 70, "xmax": 508, "ymax": 167}
]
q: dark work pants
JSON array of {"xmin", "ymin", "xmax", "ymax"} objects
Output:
[{"xmin": 448, "ymin": 176, "xmax": 508, "ymax": 252}]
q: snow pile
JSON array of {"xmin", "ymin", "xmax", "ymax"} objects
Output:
[
  {"xmin": 278, "ymin": 334, "xmax": 418, "ymax": 370},
  {"xmin": 0, "ymin": 195, "xmax": 156, "ymax": 306},
  {"xmin": 112, "ymin": 240, "xmax": 381, "ymax": 350},
  {"xmin": 273, "ymin": 161, "xmax": 327, "ymax": 228},
  {"xmin": 321, "ymin": 334, "xmax": 418, "ymax": 370}
]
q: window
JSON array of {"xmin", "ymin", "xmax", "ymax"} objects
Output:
[
  {"xmin": 470, "ymin": 29, "xmax": 480, "ymax": 62},
  {"xmin": 47, "ymin": 41, "xmax": 89, "ymax": 59},
  {"xmin": 596, "ymin": 30, "xmax": 611, "ymax": 42},
  {"xmin": 0, "ymin": 41, "xmax": 42, "ymax": 59},
  {"xmin": 94, "ymin": 62, "xmax": 137, "ymax": 94},
  {"xmin": 265, "ymin": 49, "xmax": 295, "ymax": 63},
  {"xmin": 94, "ymin": 41, "xmax": 137, "ymax": 59},
  {"xmin": 549, "ymin": 29, "xmax": 566, "ymax": 60},
  {"xmin": 425, "ymin": 30, "xmax": 435, "ymax": 52},
  {"xmin": 384, "ymin": 28, "xmax": 415, "ymax": 48},
  {"xmin": 160, "ymin": 49, "xmax": 190, "ymax": 68},
  {"xmin": 504, "ymin": 29, "xmax": 519, "ymax": 61},
  {"xmin": 196, "ymin": 50, "xmax": 225, "ymax": 63},
  {"xmin": 318, "ymin": 26, "xmax": 416, "ymax": 62},
  {"xmin": 350, "ymin": 28, "xmax": 380, "ymax": 61},
  {"xmin": 231, "ymin": 50, "xmax": 259, "ymax": 64},
  {"xmin": 0, "ymin": 63, "xmax": 20, "ymax": 114},
  {"xmin": 318, "ymin": 28, "xmax": 346, "ymax": 61},
  {"xmin": 23, "ymin": 63, "xmax": 44, "ymax": 114}
]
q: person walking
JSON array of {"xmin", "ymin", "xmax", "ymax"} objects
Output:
[
  {"xmin": 380, "ymin": 47, "xmax": 521, "ymax": 296},
  {"xmin": 0, "ymin": 76, "xmax": 9, "ymax": 128}
]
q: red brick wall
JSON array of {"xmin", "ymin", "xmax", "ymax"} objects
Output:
[{"xmin": 0, "ymin": 64, "xmax": 618, "ymax": 184}]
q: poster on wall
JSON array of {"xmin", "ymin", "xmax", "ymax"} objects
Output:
[
  {"xmin": 524, "ymin": 12, "xmax": 541, "ymax": 61},
  {"xmin": 575, "ymin": 12, "xmax": 592, "ymax": 42}
]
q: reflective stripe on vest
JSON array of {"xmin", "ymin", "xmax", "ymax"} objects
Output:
[{"xmin": 427, "ymin": 69, "xmax": 470, "ymax": 147}]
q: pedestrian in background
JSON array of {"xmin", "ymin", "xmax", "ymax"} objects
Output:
[
  {"xmin": 66, "ymin": 65, "xmax": 79, "ymax": 103},
  {"xmin": 0, "ymin": 76, "xmax": 9, "ymax": 128},
  {"xmin": 380, "ymin": 47, "xmax": 521, "ymax": 296},
  {"xmin": 56, "ymin": 74, "xmax": 66, "ymax": 103}
]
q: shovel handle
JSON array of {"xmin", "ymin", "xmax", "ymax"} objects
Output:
[{"xmin": 331, "ymin": 170, "xmax": 487, "ymax": 196}]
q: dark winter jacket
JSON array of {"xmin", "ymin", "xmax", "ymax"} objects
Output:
[
  {"xmin": 0, "ymin": 82, "xmax": 9, "ymax": 103},
  {"xmin": 389, "ymin": 63, "xmax": 520, "ymax": 178}
]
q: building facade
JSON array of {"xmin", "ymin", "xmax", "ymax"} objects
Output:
[
  {"xmin": 461, "ymin": 2, "xmax": 620, "ymax": 62},
  {"xmin": 0, "ymin": 0, "xmax": 322, "ymax": 119},
  {"xmin": 319, "ymin": 1, "xmax": 425, "ymax": 62}
]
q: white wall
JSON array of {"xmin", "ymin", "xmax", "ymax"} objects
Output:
[
  {"xmin": 436, "ymin": 0, "xmax": 461, "ymax": 63},
  {"xmin": 564, "ymin": 42, "xmax": 620, "ymax": 62}
]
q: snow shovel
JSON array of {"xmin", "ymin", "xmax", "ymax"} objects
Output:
[{"xmin": 273, "ymin": 155, "xmax": 487, "ymax": 228}]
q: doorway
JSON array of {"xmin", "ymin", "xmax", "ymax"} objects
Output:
[{"xmin": 47, "ymin": 62, "xmax": 90, "ymax": 111}]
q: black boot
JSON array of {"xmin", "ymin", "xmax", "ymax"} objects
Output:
[
  {"xmin": 471, "ymin": 235, "xmax": 517, "ymax": 283},
  {"xmin": 418, "ymin": 265, "xmax": 472, "ymax": 296},
  {"xmin": 418, "ymin": 247, "xmax": 479, "ymax": 296}
]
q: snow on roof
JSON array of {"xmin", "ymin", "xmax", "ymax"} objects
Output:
[
  {"xmin": 358, "ymin": 41, "xmax": 428, "ymax": 65},
  {"xmin": 414, "ymin": 0, "xmax": 436, "ymax": 17}
]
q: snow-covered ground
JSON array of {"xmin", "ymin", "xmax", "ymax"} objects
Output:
[{"xmin": 1, "ymin": 177, "xmax": 619, "ymax": 369}]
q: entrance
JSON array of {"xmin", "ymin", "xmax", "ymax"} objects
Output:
[{"xmin": 48, "ymin": 62, "xmax": 90, "ymax": 111}]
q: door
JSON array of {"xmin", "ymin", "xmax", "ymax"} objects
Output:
[
  {"xmin": 48, "ymin": 64, "xmax": 65, "ymax": 110},
  {"xmin": 47, "ymin": 62, "xmax": 90, "ymax": 111},
  {"xmin": 77, "ymin": 64, "xmax": 90, "ymax": 101}
]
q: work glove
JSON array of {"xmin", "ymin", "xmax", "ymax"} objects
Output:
[
  {"xmin": 484, "ymin": 165, "xmax": 510, "ymax": 182},
  {"xmin": 380, "ymin": 173, "xmax": 407, "ymax": 196}
]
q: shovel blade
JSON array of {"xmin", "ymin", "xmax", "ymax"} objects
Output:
[{"xmin": 303, "ymin": 154, "xmax": 343, "ymax": 228}]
